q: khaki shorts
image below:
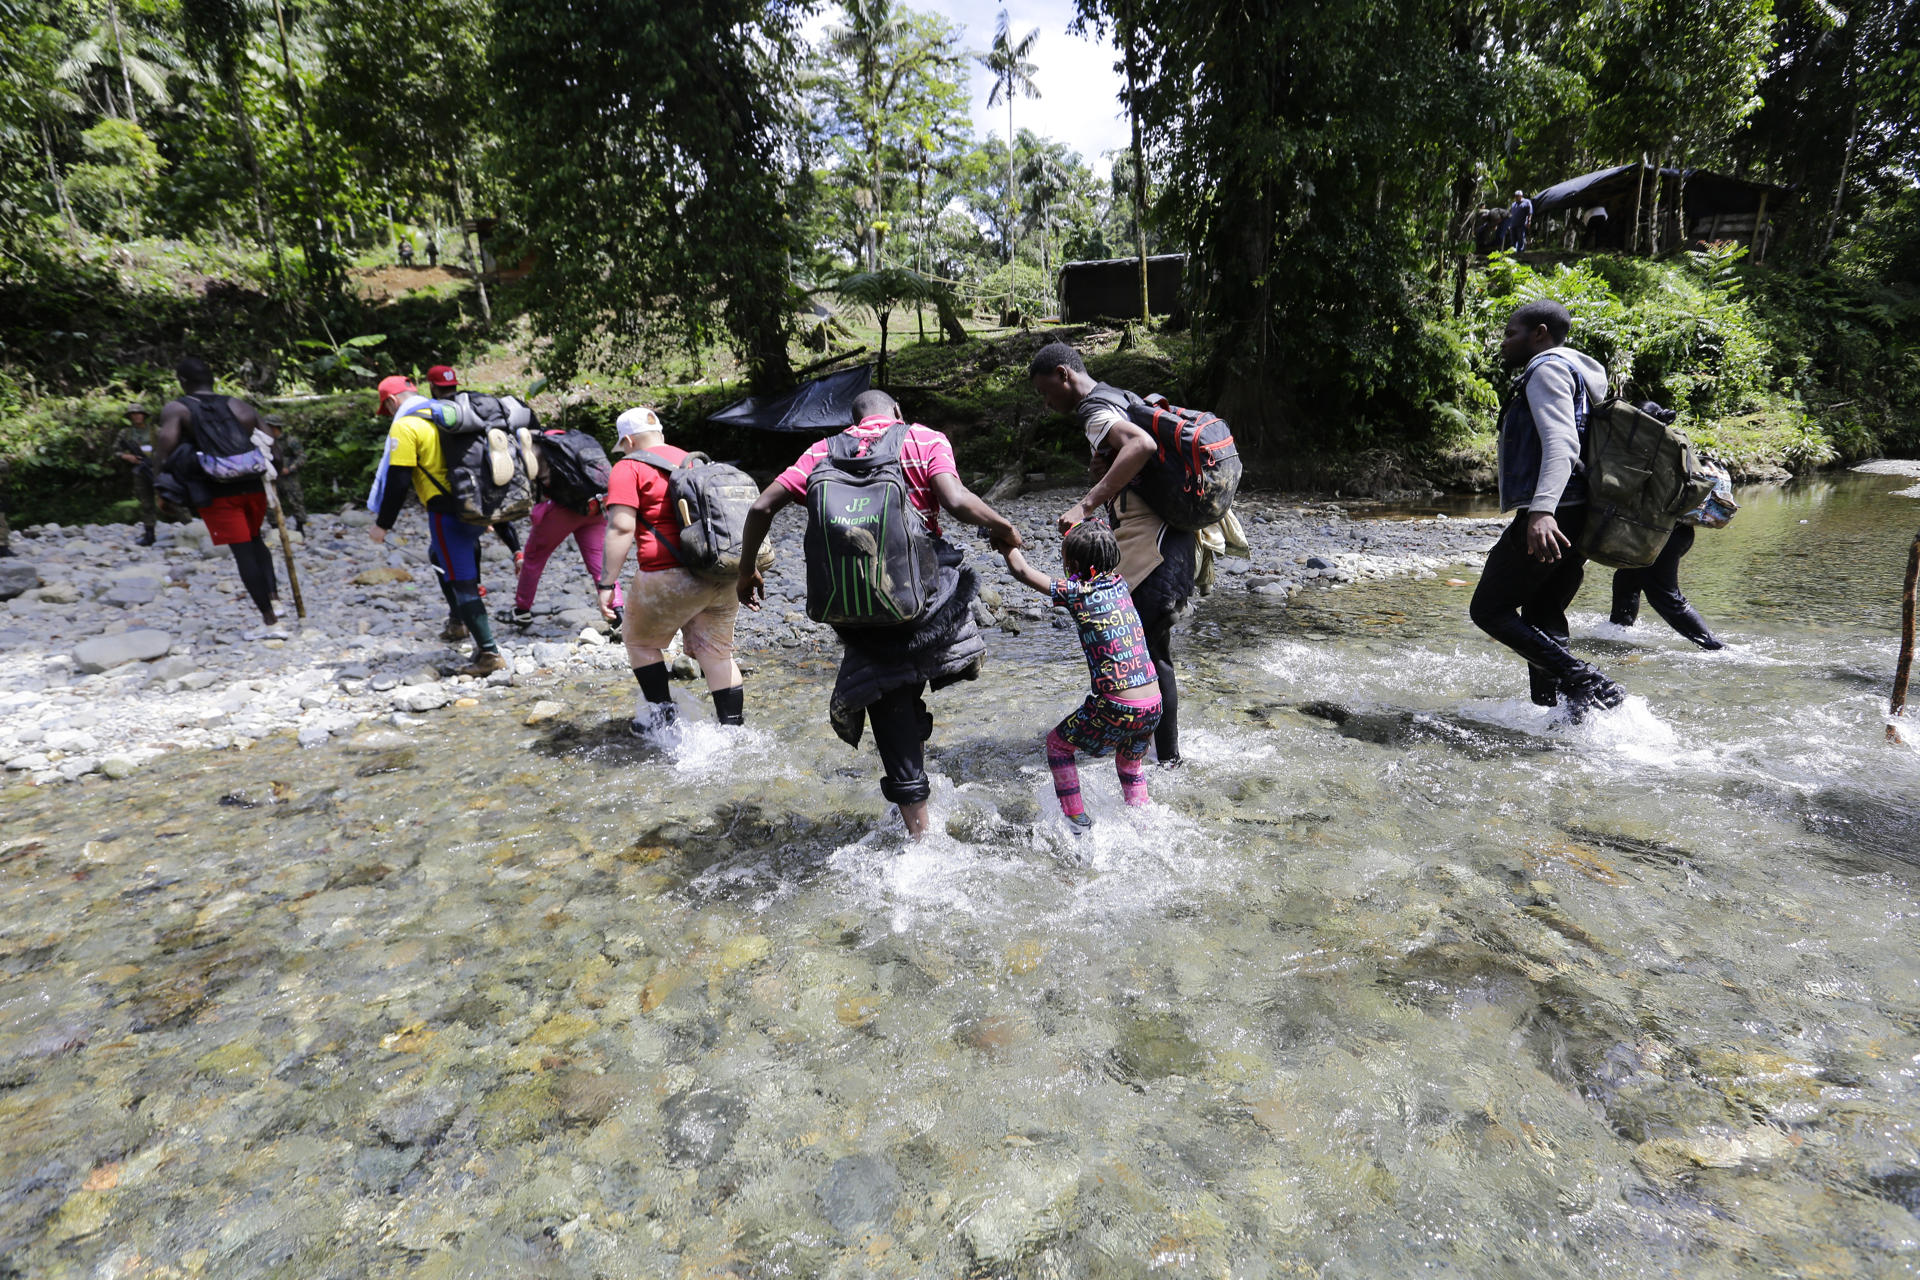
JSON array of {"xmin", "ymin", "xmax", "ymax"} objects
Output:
[{"xmin": 623, "ymin": 567, "xmax": 740, "ymax": 659}]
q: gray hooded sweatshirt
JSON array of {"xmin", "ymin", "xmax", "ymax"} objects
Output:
[{"xmin": 1497, "ymin": 347, "xmax": 1609, "ymax": 513}]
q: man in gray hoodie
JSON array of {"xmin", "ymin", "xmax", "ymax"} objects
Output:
[{"xmin": 1469, "ymin": 299, "xmax": 1626, "ymax": 719}]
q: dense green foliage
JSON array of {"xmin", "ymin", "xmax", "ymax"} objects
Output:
[{"xmin": 1, "ymin": 0, "xmax": 1918, "ymax": 522}]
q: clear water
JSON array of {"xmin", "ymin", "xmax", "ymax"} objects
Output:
[{"xmin": 3, "ymin": 473, "xmax": 1918, "ymax": 1278}]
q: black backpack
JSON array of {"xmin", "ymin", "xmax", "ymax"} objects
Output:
[
  {"xmin": 177, "ymin": 393, "xmax": 268, "ymax": 486},
  {"xmin": 417, "ymin": 392, "xmax": 538, "ymax": 525},
  {"xmin": 1084, "ymin": 385, "xmax": 1241, "ymax": 532},
  {"xmin": 628, "ymin": 450, "xmax": 764, "ymax": 582},
  {"xmin": 803, "ymin": 424, "xmax": 939, "ymax": 627},
  {"xmin": 535, "ymin": 429, "xmax": 612, "ymax": 513}
]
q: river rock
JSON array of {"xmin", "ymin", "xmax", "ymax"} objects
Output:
[
  {"xmin": 73, "ymin": 630, "xmax": 172, "ymax": 673},
  {"xmin": 29, "ymin": 581, "xmax": 79, "ymax": 605},
  {"xmin": 1306, "ymin": 555, "xmax": 1336, "ymax": 569},
  {"xmin": 99, "ymin": 755, "xmax": 141, "ymax": 779},
  {"xmin": 0, "ymin": 562, "xmax": 39, "ymax": 600},
  {"xmin": 103, "ymin": 584, "xmax": 158, "ymax": 608},
  {"xmin": 524, "ymin": 701, "xmax": 567, "ymax": 725},
  {"xmin": 529, "ymin": 642, "xmax": 571, "ymax": 667},
  {"xmin": 372, "ymin": 1086, "xmax": 460, "ymax": 1147},
  {"xmin": 818, "ymin": 1154, "xmax": 903, "ymax": 1236},
  {"xmin": 352, "ymin": 567, "xmax": 413, "ymax": 586},
  {"xmin": 662, "ymin": 1088, "xmax": 747, "ymax": 1168},
  {"xmin": 392, "ymin": 686, "xmax": 453, "ymax": 713},
  {"xmin": 147, "ymin": 655, "xmax": 200, "ymax": 681}
]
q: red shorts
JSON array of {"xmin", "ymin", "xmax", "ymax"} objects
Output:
[{"xmin": 198, "ymin": 491, "xmax": 267, "ymax": 546}]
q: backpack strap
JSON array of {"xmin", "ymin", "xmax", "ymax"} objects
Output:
[
  {"xmin": 618, "ymin": 452, "xmax": 689, "ymax": 568},
  {"xmin": 629, "ymin": 449, "xmax": 704, "ymax": 475}
]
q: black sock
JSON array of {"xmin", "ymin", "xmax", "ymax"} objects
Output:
[
  {"xmin": 633, "ymin": 662, "xmax": 671, "ymax": 703},
  {"xmin": 711, "ymin": 684, "xmax": 744, "ymax": 725}
]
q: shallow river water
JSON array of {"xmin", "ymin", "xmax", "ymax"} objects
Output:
[{"xmin": 4, "ymin": 472, "xmax": 1919, "ymax": 1279}]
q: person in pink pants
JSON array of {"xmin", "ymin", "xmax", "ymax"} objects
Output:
[{"xmin": 501, "ymin": 499, "xmax": 624, "ymax": 626}]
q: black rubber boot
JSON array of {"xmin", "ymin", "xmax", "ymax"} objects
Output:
[
  {"xmin": 1481, "ymin": 614, "xmax": 1626, "ymax": 718},
  {"xmin": 136, "ymin": 525, "xmax": 156, "ymax": 547},
  {"xmin": 1528, "ymin": 631, "xmax": 1571, "ymax": 707},
  {"xmin": 1609, "ymin": 580, "xmax": 1640, "ymax": 628},
  {"xmin": 1658, "ymin": 601, "xmax": 1724, "ymax": 651}
]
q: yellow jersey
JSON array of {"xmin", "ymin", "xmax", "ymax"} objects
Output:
[{"xmin": 387, "ymin": 402, "xmax": 452, "ymax": 508}]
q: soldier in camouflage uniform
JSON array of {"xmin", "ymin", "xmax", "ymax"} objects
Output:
[
  {"xmin": 113, "ymin": 404, "xmax": 158, "ymax": 544},
  {"xmin": 265, "ymin": 415, "xmax": 308, "ymax": 531}
]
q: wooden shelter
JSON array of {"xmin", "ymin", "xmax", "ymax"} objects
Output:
[
  {"xmin": 1057, "ymin": 254, "xmax": 1187, "ymax": 322},
  {"xmin": 1530, "ymin": 164, "xmax": 1792, "ymax": 258}
]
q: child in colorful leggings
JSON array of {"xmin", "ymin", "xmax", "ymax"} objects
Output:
[{"xmin": 1002, "ymin": 521, "xmax": 1163, "ymax": 831}]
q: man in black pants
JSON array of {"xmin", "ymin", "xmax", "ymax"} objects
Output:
[
  {"xmin": 1611, "ymin": 522, "xmax": 1723, "ymax": 649},
  {"xmin": 1030, "ymin": 341, "xmax": 1194, "ymax": 765},
  {"xmin": 735, "ymin": 391, "xmax": 1023, "ymax": 840},
  {"xmin": 1469, "ymin": 300, "xmax": 1625, "ymax": 719},
  {"xmin": 153, "ymin": 357, "xmax": 280, "ymax": 627}
]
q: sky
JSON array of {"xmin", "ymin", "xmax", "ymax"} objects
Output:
[{"xmin": 801, "ymin": 0, "xmax": 1131, "ymax": 179}]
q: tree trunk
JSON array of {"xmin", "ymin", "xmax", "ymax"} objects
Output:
[
  {"xmin": 1125, "ymin": 10, "xmax": 1150, "ymax": 321},
  {"xmin": 106, "ymin": 0, "xmax": 139, "ymax": 127},
  {"xmin": 224, "ymin": 64, "xmax": 286, "ymax": 293},
  {"xmin": 272, "ymin": 0, "xmax": 338, "ymax": 295},
  {"xmin": 1823, "ymin": 97, "xmax": 1860, "ymax": 262},
  {"xmin": 1631, "ymin": 155, "xmax": 1647, "ymax": 254},
  {"xmin": 447, "ymin": 160, "xmax": 492, "ymax": 328},
  {"xmin": 41, "ymin": 118, "xmax": 80, "ymax": 241},
  {"xmin": 1006, "ymin": 91, "xmax": 1016, "ymax": 316},
  {"xmin": 878, "ymin": 311, "xmax": 890, "ymax": 388}
]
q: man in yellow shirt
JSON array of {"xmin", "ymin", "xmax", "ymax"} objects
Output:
[{"xmin": 369, "ymin": 374, "xmax": 505, "ymax": 675}]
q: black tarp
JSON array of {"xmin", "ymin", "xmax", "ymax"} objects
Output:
[
  {"xmin": 1058, "ymin": 254, "xmax": 1187, "ymax": 322},
  {"xmin": 706, "ymin": 364, "xmax": 873, "ymax": 433},
  {"xmin": 1533, "ymin": 163, "xmax": 1789, "ymax": 218}
]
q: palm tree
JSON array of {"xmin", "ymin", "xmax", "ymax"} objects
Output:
[
  {"xmin": 831, "ymin": 267, "xmax": 947, "ymax": 386},
  {"xmin": 975, "ymin": 9, "xmax": 1039, "ymax": 314},
  {"xmin": 1018, "ymin": 142, "xmax": 1074, "ymax": 284},
  {"xmin": 57, "ymin": 3, "xmax": 186, "ymax": 127},
  {"xmin": 825, "ymin": 0, "xmax": 911, "ymax": 270}
]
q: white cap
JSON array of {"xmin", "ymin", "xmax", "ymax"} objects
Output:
[{"xmin": 615, "ymin": 406, "xmax": 663, "ymax": 443}]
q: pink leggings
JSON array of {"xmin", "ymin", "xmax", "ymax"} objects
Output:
[
  {"xmin": 514, "ymin": 501, "xmax": 623, "ymax": 611},
  {"xmin": 1046, "ymin": 729, "xmax": 1152, "ymax": 818}
]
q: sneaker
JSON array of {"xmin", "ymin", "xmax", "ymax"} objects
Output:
[
  {"xmin": 441, "ymin": 620, "xmax": 470, "ymax": 643},
  {"xmin": 458, "ymin": 650, "xmax": 509, "ymax": 678},
  {"xmin": 513, "ymin": 550, "xmax": 525, "ymax": 569},
  {"xmin": 1065, "ymin": 812, "xmax": 1094, "ymax": 834},
  {"xmin": 495, "ymin": 606, "xmax": 534, "ymax": 626}
]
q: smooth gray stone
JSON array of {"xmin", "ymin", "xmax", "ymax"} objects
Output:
[
  {"xmin": 662, "ymin": 1088, "xmax": 746, "ymax": 1168},
  {"xmin": 818, "ymin": 1155, "xmax": 903, "ymax": 1236},
  {"xmin": 72, "ymin": 629, "xmax": 172, "ymax": 673},
  {"xmin": 0, "ymin": 562, "xmax": 39, "ymax": 600}
]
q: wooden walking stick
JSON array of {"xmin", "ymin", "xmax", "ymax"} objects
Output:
[
  {"xmin": 254, "ymin": 428, "xmax": 307, "ymax": 620},
  {"xmin": 1891, "ymin": 528, "xmax": 1919, "ymax": 744}
]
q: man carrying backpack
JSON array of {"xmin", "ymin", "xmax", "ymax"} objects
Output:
[
  {"xmin": 1029, "ymin": 341, "xmax": 1197, "ymax": 767},
  {"xmin": 597, "ymin": 408, "xmax": 739, "ymax": 743},
  {"xmin": 369, "ymin": 375, "xmax": 507, "ymax": 676},
  {"xmin": 428, "ymin": 365, "xmax": 525, "ymax": 565},
  {"xmin": 504, "ymin": 418, "xmax": 620, "ymax": 627},
  {"xmin": 153, "ymin": 356, "xmax": 280, "ymax": 625},
  {"xmin": 1469, "ymin": 299, "xmax": 1625, "ymax": 720},
  {"xmin": 734, "ymin": 391, "xmax": 1023, "ymax": 840}
]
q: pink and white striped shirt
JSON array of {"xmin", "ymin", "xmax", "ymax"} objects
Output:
[{"xmin": 776, "ymin": 415, "xmax": 958, "ymax": 535}]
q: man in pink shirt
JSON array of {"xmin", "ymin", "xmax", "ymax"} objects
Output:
[{"xmin": 735, "ymin": 391, "xmax": 1023, "ymax": 839}]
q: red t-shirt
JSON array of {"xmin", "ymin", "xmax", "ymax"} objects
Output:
[{"xmin": 606, "ymin": 444, "xmax": 689, "ymax": 572}]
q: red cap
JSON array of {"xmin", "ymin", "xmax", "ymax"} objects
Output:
[
  {"xmin": 426, "ymin": 365, "xmax": 458, "ymax": 389},
  {"xmin": 376, "ymin": 375, "xmax": 415, "ymax": 403}
]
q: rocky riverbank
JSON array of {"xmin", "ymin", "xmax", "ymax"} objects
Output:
[{"xmin": 0, "ymin": 489, "xmax": 1504, "ymax": 786}]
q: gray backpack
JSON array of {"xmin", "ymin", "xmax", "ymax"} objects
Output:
[{"xmin": 630, "ymin": 450, "xmax": 764, "ymax": 581}]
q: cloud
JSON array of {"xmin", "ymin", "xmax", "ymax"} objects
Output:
[{"xmin": 802, "ymin": 0, "xmax": 1131, "ymax": 178}]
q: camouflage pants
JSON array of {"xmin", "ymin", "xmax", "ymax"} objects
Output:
[
  {"xmin": 133, "ymin": 468, "xmax": 156, "ymax": 528},
  {"xmin": 0, "ymin": 504, "xmax": 9, "ymax": 551},
  {"xmin": 277, "ymin": 476, "xmax": 307, "ymax": 524}
]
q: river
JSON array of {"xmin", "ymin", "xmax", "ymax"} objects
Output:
[{"xmin": 3, "ymin": 470, "xmax": 1917, "ymax": 1278}]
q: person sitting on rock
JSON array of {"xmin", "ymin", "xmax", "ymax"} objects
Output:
[
  {"xmin": 596, "ymin": 408, "xmax": 740, "ymax": 745},
  {"xmin": 734, "ymin": 390, "xmax": 1023, "ymax": 840},
  {"xmin": 153, "ymin": 356, "xmax": 280, "ymax": 626}
]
